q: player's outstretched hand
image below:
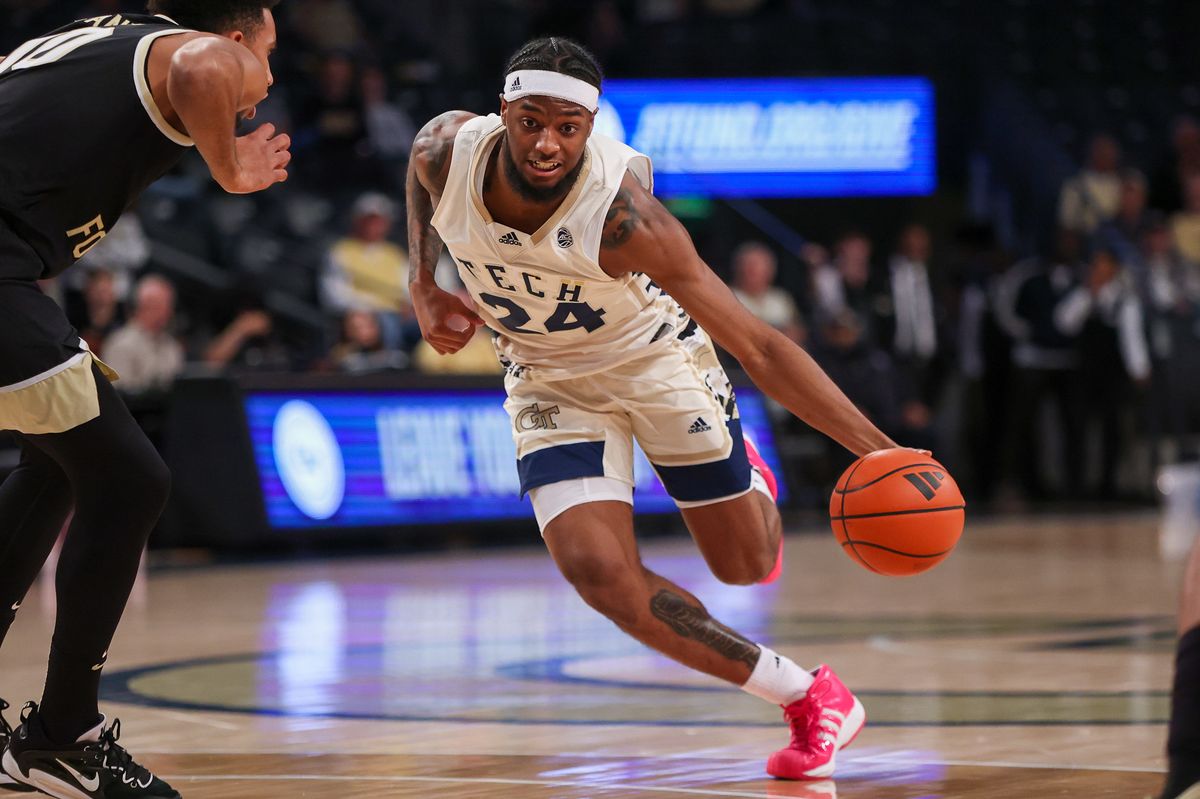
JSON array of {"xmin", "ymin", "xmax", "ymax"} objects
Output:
[
  {"xmin": 229, "ymin": 123, "xmax": 291, "ymax": 194},
  {"xmin": 412, "ymin": 284, "xmax": 484, "ymax": 355}
]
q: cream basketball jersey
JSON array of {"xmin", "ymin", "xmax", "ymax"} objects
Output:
[{"xmin": 431, "ymin": 114, "xmax": 687, "ymax": 380}]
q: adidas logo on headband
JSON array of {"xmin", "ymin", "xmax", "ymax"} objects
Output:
[{"xmin": 503, "ymin": 69, "xmax": 600, "ymax": 113}]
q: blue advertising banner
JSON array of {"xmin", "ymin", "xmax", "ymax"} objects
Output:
[
  {"xmin": 245, "ymin": 387, "xmax": 786, "ymax": 529},
  {"xmin": 596, "ymin": 77, "xmax": 936, "ymax": 197}
]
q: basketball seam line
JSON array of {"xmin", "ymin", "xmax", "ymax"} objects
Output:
[
  {"xmin": 839, "ymin": 540, "xmax": 956, "ymax": 559},
  {"xmin": 839, "ymin": 456, "xmax": 879, "ymax": 574},
  {"xmin": 830, "ymin": 504, "xmax": 967, "ymax": 521},
  {"xmin": 832, "ymin": 462, "xmax": 944, "ymax": 494}
]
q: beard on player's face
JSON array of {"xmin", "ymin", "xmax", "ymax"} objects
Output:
[{"xmin": 501, "ymin": 137, "xmax": 586, "ymax": 204}]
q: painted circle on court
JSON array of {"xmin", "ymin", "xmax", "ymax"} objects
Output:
[{"xmin": 272, "ymin": 400, "xmax": 345, "ymax": 520}]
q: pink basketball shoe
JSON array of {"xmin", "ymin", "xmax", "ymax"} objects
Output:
[{"xmin": 767, "ymin": 665, "xmax": 866, "ymax": 780}]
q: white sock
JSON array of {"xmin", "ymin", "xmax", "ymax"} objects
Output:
[
  {"xmin": 741, "ymin": 645, "xmax": 814, "ymax": 706},
  {"xmin": 748, "ymin": 467, "xmax": 772, "ymax": 501}
]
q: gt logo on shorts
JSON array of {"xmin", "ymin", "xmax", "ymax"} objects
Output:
[{"xmin": 516, "ymin": 403, "xmax": 561, "ymax": 431}]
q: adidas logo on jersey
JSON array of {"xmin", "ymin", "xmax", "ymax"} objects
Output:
[
  {"xmin": 498, "ymin": 232, "xmax": 522, "ymax": 246},
  {"xmin": 688, "ymin": 417, "xmax": 712, "ymax": 434}
]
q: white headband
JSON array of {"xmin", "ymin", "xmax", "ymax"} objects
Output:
[{"xmin": 503, "ymin": 70, "xmax": 599, "ymax": 113}]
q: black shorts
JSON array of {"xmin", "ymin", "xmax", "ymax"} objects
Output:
[
  {"xmin": 0, "ymin": 279, "xmax": 85, "ymax": 387},
  {"xmin": 0, "ymin": 279, "xmax": 111, "ymax": 434}
]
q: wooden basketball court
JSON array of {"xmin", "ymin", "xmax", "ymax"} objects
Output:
[{"xmin": 0, "ymin": 513, "xmax": 1180, "ymax": 797}]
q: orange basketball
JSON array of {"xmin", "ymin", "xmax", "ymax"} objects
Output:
[{"xmin": 829, "ymin": 449, "xmax": 965, "ymax": 576}]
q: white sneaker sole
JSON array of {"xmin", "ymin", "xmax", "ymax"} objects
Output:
[
  {"xmin": 802, "ymin": 697, "xmax": 866, "ymax": 779},
  {"xmin": 2, "ymin": 748, "xmax": 92, "ymax": 799}
]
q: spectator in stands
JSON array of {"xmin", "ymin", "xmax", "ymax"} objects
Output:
[
  {"xmin": 1151, "ymin": 116, "xmax": 1200, "ymax": 214},
  {"xmin": 320, "ymin": 192, "xmax": 415, "ymax": 349},
  {"xmin": 1098, "ymin": 169, "xmax": 1153, "ymax": 263},
  {"xmin": 203, "ymin": 287, "xmax": 292, "ymax": 373},
  {"xmin": 103, "ymin": 275, "xmax": 184, "ymax": 395},
  {"xmin": 877, "ymin": 223, "xmax": 947, "ymax": 419},
  {"xmin": 1170, "ymin": 172, "xmax": 1200, "ymax": 265},
  {"xmin": 295, "ymin": 53, "xmax": 377, "ymax": 194},
  {"xmin": 328, "ymin": 309, "xmax": 408, "ymax": 373},
  {"xmin": 950, "ymin": 223, "xmax": 1015, "ymax": 503},
  {"xmin": 75, "ymin": 268, "xmax": 125, "ymax": 356},
  {"xmin": 1142, "ymin": 217, "xmax": 1200, "ymax": 461},
  {"xmin": 1054, "ymin": 247, "xmax": 1150, "ymax": 497},
  {"xmin": 812, "ymin": 309, "xmax": 934, "ymax": 471},
  {"xmin": 995, "ymin": 227, "xmax": 1086, "ymax": 500},
  {"xmin": 361, "ymin": 65, "xmax": 416, "ymax": 182},
  {"xmin": 288, "ymin": 0, "xmax": 365, "ymax": 51},
  {"xmin": 730, "ymin": 241, "xmax": 805, "ymax": 345},
  {"xmin": 1058, "ymin": 133, "xmax": 1123, "ymax": 235},
  {"xmin": 810, "ymin": 229, "xmax": 875, "ymax": 326}
]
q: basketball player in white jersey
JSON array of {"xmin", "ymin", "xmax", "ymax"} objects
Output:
[{"xmin": 407, "ymin": 37, "xmax": 902, "ymax": 781}]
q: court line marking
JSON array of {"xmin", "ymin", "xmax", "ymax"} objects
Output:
[
  {"xmin": 144, "ymin": 707, "xmax": 241, "ymax": 731},
  {"xmin": 850, "ymin": 753, "xmax": 1166, "ymax": 774},
  {"xmin": 160, "ymin": 773, "xmax": 779, "ymax": 797}
]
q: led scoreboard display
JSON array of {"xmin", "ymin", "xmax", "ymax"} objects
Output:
[
  {"xmin": 596, "ymin": 77, "xmax": 936, "ymax": 197},
  {"xmin": 244, "ymin": 386, "xmax": 787, "ymax": 530}
]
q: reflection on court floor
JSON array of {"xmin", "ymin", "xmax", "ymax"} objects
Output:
[{"xmin": 0, "ymin": 513, "xmax": 1179, "ymax": 797}]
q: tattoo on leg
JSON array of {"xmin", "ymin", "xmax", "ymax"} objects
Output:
[{"xmin": 649, "ymin": 589, "xmax": 760, "ymax": 669}]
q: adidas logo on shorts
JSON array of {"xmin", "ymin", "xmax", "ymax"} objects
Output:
[
  {"xmin": 498, "ymin": 232, "xmax": 521, "ymax": 246},
  {"xmin": 688, "ymin": 417, "xmax": 712, "ymax": 434}
]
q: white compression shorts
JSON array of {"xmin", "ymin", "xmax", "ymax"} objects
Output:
[{"xmin": 528, "ymin": 476, "xmax": 632, "ymax": 533}]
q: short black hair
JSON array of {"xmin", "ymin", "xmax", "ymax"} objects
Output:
[
  {"xmin": 146, "ymin": 0, "xmax": 279, "ymax": 35},
  {"xmin": 504, "ymin": 37, "xmax": 603, "ymax": 92}
]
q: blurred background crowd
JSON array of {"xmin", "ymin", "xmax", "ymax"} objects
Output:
[{"xmin": 3, "ymin": 0, "xmax": 1200, "ymax": 510}]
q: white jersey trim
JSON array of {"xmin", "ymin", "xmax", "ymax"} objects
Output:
[{"xmin": 132, "ymin": 29, "xmax": 195, "ymax": 148}]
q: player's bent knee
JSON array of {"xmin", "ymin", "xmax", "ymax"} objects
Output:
[
  {"xmin": 555, "ymin": 554, "xmax": 643, "ymax": 627},
  {"xmin": 707, "ymin": 538, "xmax": 777, "ymax": 585},
  {"xmin": 710, "ymin": 559, "xmax": 769, "ymax": 586},
  {"xmin": 107, "ymin": 442, "xmax": 171, "ymax": 514}
]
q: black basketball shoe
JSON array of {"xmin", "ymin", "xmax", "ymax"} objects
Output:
[
  {"xmin": 1, "ymin": 702, "xmax": 180, "ymax": 798},
  {"xmin": 0, "ymin": 701, "xmax": 35, "ymax": 793},
  {"xmin": 1163, "ymin": 781, "xmax": 1200, "ymax": 799}
]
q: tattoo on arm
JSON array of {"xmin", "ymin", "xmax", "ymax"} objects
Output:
[
  {"xmin": 406, "ymin": 132, "xmax": 453, "ymax": 285},
  {"xmin": 649, "ymin": 589, "xmax": 760, "ymax": 669},
  {"xmin": 406, "ymin": 161, "xmax": 444, "ymax": 285},
  {"xmin": 601, "ymin": 186, "xmax": 640, "ymax": 250}
]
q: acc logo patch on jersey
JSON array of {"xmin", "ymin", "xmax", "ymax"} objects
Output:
[{"xmin": 556, "ymin": 227, "xmax": 574, "ymax": 248}]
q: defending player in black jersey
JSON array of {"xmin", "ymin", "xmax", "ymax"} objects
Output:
[
  {"xmin": 0, "ymin": 4, "xmax": 288, "ymax": 797},
  {"xmin": 1161, "ymin": 537, "xmax": 1200, "ymax": 799}
]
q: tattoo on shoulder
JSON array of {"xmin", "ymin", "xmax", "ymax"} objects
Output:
[
  {"xmin": 649, "ymin": 589, "xmax": 760, "ymax": 669},
  {"xmin": 427, "ymin": 134, "xmax": 452, "ymax": 175},
  {"xmin": 601, "ymin": 186, "xmax": 640, "ymax": 250},
  {"xmin": 416, "ymin": 111, "xmax": 470, "ymax": 185}
]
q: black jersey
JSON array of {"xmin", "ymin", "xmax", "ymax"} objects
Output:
[{"xmin": 0, "ymin": 14, "xmax": 194, "ymax": 280}]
